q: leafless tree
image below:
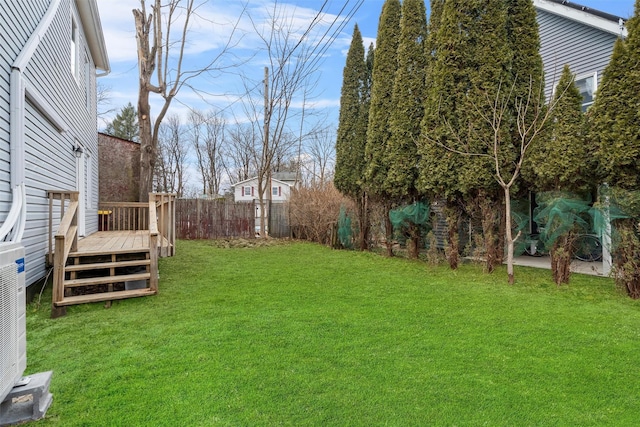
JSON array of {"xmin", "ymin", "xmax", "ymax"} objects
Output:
[
  {"xmin": 225, "ymin": 122, "xmax": 259, "ymax": 185},
  {"xmin": 96, "ymin": 81, "xmax": 116, "ymax": 126},
  {"xmin": 189, "ymin": 109, "xmax": 226, "ymax": 196},
  {"xmin": 154, "ymin": 114, "xmax": 188, "ymax": 197},
  {"xmin": 241, "ymin": 0, "xmax": 363, "ymax": 236},
  {"xmin": 133, "ymin": 0, "xmax": 244, "ymax": 201},
  {"xmin": 301, "ymin": 127, "xmax": 335, "ymax": 188}
]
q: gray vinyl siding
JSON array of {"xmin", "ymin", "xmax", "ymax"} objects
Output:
[
  {"xmin": 1, "ymin": 0, "xmax": 101, "ymax": 287},
  {"xmin": 536, "ymin": 9, "xmax": 620, "ymax": 100}
]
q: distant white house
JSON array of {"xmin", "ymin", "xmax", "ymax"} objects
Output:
[
  {"xmin": 231, "ymin": 172, "xmax": 298, "ymax": 233},
  {"xmin": 0, "ymin": 0, "xmax": 109, "ymax": 290}
]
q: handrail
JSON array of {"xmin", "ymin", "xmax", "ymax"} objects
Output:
[
  {"xmin": 149, "ymin": 199, "xmax": 158, "ymax": 236},
  {"xmin": 50, "ymin": 192, "xmax": 78, "ymax": 307},
  {"xmin": 151, "ymin": 193, "xmax": 176, "ymax": 257}
]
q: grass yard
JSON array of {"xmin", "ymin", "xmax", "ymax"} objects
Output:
[{"xmin": 25, "ymin": 240, "xmax": 640, "ymax": 426}]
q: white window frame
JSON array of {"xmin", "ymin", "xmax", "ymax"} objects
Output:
[
  {"xmin": 272, "ymin": 186, "xmax": 279, "ymax": 197},
  {"xmin": 574, "ymin": 71, "xmax": 598, "ymax": 111},
  {"xmin": 71, "ymin": 14, "xmax": 79, "ymax": 81},
  {"xmin": 244, "ymin": 186, "xmax": 251, "ymax": 196}
]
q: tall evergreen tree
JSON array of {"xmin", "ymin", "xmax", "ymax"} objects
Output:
[
  {"xmin": 364, "ymin": 0, "xmax": 401, "ymax": 256},
  {"xmin": 419, "ymin": 0, "xmax": 548, "ymax": 280},
  {"xmin": 335, "ymin": 25, "xmax": 370, "ymax": 251},
  {"xmin": 533, "ymin": 65, "xmax": 588, "ymax": 193},
  {"xmin": 531, "ymin": 64, "xmax": 590, "ymax": 285},
  {"xmin": 589, "ymin": 0, "xmax": 640, "ymax": 297},
  {"xmin": 384, "ymin": 0, "xmax": 428, "ymax": 259},
  {"xmin": 104, "ymin": 102, "xmax": 139, "ymax": 142},
  {"xmin": 591, "ymin": 1, "xmax": 640, "ymax": 190},
  {"xmin": 335, "ymin": 25, "xmax": 366, "ymax": 198}
]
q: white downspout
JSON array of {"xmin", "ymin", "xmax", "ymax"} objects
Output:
[{"xmin": 5, "ymin": 0, "xmax": 62, "ymax": 242}]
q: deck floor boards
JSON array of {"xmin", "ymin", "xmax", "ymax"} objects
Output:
[{"xmin": 76, "ymin": 231, "xmax": 150, "ymax": 254}]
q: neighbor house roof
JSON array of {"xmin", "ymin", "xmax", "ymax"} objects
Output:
[
  {"xmin": 232, "ymin": 177, "xmax": 293, "ymax": 188},
  {"xmin": 533, "ymin": 0, "xmax": 628, "ymax": 38}
]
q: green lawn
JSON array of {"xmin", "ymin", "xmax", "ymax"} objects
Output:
[{"xmin": 25, "ymin": 240, "xmax": 640, "ymax": 426}]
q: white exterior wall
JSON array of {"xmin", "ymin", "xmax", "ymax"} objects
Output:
[
  {"xmin": 233, "ymin": 178, "xmax": 292, "ymax": 203},
  {"xmin": 0, "ymin": 0, "xmax": 102, "ymax": 287},
  {"xmin": 536, "ymin": 8, "xmax": 621, "ymax": 101}
]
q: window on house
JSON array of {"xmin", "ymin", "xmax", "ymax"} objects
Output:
[
  {"xmin": 272, "ymin": 186, "xmax": 280, "ymax": 197},
  {"xmin": 244, "ymin": 186, "xmax": 251, "ymax": 196},
  {"xmin": 71, "ymin": 16, "xmax": 79, "ymax": 80},
  {"xmin": 575, "ymin": 72, "xmax": 597, "ymax": 111}
]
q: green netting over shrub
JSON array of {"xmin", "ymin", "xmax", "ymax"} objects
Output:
[
  {"xmin": 533, "ymin": 191, "xmax": 591, "ymax": 250},
  {"xmin": 389, "ymin": 201, "xmax": 431, "ymax": 245},
  {"xmin": 511, "ymin": 199, "xmax": 531, "ymax": 256},
  {"xmin": 337, "ymin": 205, "xmax": 353, "ymax": 249},
  {"xmin": 590, "ymin": 185, "xmax": 640, "ymax": 250},
  {"xmin": 390, "ymin": 201, "xmax": 430, "ymax": 229}
]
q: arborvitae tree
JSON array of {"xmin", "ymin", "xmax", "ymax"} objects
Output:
[
  {"xmin": 533, "ymin": 65, "xmax": 587, "ymax": 192},
  {"xmin": 335, "ymin": 25, "xmax": 369, "ymax": 250},
  {"xmin": 418, "ymin": 0, "xmax": 463, "ymax": 269},
  {"xmin": 385, "ymin": 0, "xmax": 428, "ymax": 259},
  {"xmin": 364, "ymin": 0, "xmax": 401, "ymax": 256},
  {"xmin": 104, "ymin": 102, "xmax": 139, "ymax": 142},
  {"xmin": 592, "ymin": 5, "xmax": 640, "ymax": 190},
  {"xmin": 418, "ymin": 0, "xmax": 511, "ymax": 270},
  {"xmin": 420, "ymin": 0, "xmax": 548, "ymax": 281},
  {"xmin": 589, "ymin": 0, "xmax": 640, "ymax": 298},
  {"xmin": 530, "ymin": 64, "xmax": 589, "ymax": 284}
]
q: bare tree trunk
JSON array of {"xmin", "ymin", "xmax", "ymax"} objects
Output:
[
  {"xmin": 550, "ymin": 232, "xmax": 573, "ymax": 285},
  {"xmin": 445, "ymin": 206, "xmax": 461, "ymax": 270},
  {"xmin": 358, "ymin": 191, "xmax": 370, "ymax": 251},
  {"xmin": 479, "ymin": 192, "xmax": 500, "ymax": 273},
  {"xmin": 407, "ymin": 222, "xmax": 420, "ymax": 260},
  {"xmin": 384, "ymin": 201, "xmax": 394, "ymax": 257},
  {"xmin": 503, "ymin": 186, "xmax": 517, "ymax": 285}
]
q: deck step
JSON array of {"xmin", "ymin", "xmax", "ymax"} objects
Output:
[
  {"xmin": 69, "ymin": 247, "xmax": 150, "ymax": 257},
  {"xmin": 55, "ymin": 288, "xmax": 156, "ymax": 306},
  {"xmin": 65, "ymin": 259, "xmax": 151, "ymax": 272},
  {"xmin": 63, "ymin": 272, "xmax": 150, "ymax": 288}
]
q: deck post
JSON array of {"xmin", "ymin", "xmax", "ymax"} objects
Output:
[{"xmin": 148, "ymin": 198, "xmax": 159, "ymax": 293}]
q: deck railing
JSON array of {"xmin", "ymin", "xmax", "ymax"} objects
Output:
[
  {"xmin": 47, "ymin": 191, "xmax": 79, "ymax": 307},
  {"xmin": 98, "ymin": 193, "xmax": 175, "ymax": 257}
]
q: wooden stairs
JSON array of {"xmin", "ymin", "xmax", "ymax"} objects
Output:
[
  {"xmin": 56, "ymin": 246, "xmax": 155, "ymax": 307},
  {"xmin": 48, "ymin": 192, "xmax": 175, "ymax": 316}
]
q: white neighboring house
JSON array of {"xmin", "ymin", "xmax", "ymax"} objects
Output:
[
  {"xmin": 0, "ymin": 0, "xmax": 109, "ymax": 289},
  {"xmin": 232, "ymin": 172, "xmax": 298, "ymax": 233}
]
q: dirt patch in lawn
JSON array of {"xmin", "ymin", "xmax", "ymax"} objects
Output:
[{"xmin": 208, "ymin": 238, "xmax": 292, "ymax": 249}]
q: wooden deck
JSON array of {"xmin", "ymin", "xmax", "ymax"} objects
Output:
[
  {"xmin": 76, "ymin": 230, "xmax": 150, "ymax": 255},
  {"xmin": 48, "ymin": 192, "xmax": 176, "ymax": 316}
]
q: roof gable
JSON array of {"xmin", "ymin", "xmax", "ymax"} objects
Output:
[
  {"xmin": 76, "ymin": 0, "xmax": 110, "ymax": 73},
  {"xmin": 232, "ymin": 177, "xmax": 292, "ymax": 188},
  {"xmin": 533, "ymin": 0, "xmax": 628, "ymax": 38}
]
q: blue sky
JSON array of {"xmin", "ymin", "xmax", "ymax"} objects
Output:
[{"xmin": 96, "ymin": 0, "xmax": 636, "ymax": 129}]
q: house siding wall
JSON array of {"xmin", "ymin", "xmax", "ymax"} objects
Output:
[
  {"xmin": 233, "ymin": 179, "xmax": 291, "ymax": 203},
  {"xmin": 536, "ymin": 9, "xmax": 620, "ymax": 99},
  {"xmin": 0, "ymin": 0, "xmax": 101, "ymax": 287}
]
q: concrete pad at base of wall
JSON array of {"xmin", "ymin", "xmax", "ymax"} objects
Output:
[{"xmin": 0, "ymin": 371, "xmax": 53, "ymax": 426}]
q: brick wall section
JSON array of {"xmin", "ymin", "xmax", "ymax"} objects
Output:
[{"xmin": 98, "ymin": 133, "xmax": 140, "ymax": 202}]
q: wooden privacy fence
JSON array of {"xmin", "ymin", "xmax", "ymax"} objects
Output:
[
  {"xmin": 268, "ymin": 202, "xmax": 290, "ymax": 238},
  {"xmin": 176, "ymin": 199, "xmax": 255, "ymax": 239}
]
